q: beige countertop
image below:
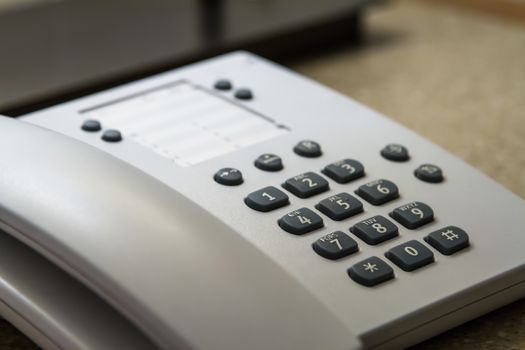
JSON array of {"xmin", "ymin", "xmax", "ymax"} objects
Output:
[{"xmin": 290, "ymin": 1, "xmax": 525, "ymax": 348}]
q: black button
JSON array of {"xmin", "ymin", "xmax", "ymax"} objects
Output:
[
  {"xmin": 293, "ymin": 140, "xmax": 322, "ymax": 158},
  {"xmin": 214, "ymin": 168, "xmax": 243, "ymax": 186},
  {"xmin": 254, "ymin": 154, "xmax": 283, "ymax": 171},
  {"xmin": 425, "ymin": 226, "xmax": 470, "ymax": 255},
  {"xmin": 282, "ymin": 172, "xmax": 329, "ymax": 198},
  {"xmin": 348, "ymin": 256, "xmax": 394, "ymax": 287},
  {"xmin": 355, "ymin": 179, "xmax": 399, "ymax": 205},
  {"xmin": 390, "ymin": 201, "xmax": 434, "ymax": 229},
  {"xmin": 278, "ymin": 207, "xmax": 324, "ymax": 235},
  {"xmin": 381, "ymin": 144, "xmax": 409, "ymax": 161},
  {"xmin": 312, "ymin": 231, "xmax": 358, "ymax": 260},
  {"xmin": 415, "ymin": 164, "xmax": 444, "ymax": 183},
  {"xmin": 214, "ymin": 79, "xmax": 232, "ymax": 91},
  {"xmin": 101, "ymin": 129, "xmax": 122, "ymax": 142},
  {"xmin": 315, "ymin": 192, "xmax": 363, "ymax": 221},
  {"xmin": 350, "ymin": 215, "xmax": 398, "ymax": 245},
  {"xmin": 322, "ymin": 159, "xmax": 364, "ymax": 183},
  {"xmin": 385, "ymin": 240, "xmax": 434, "ymax": 272},
  {"xmin": 234, "ymin": 88, "xmax": 253, "ymax": 100},
  {"xmin": 81, "ymin": 119, "xmax": 101, "ymax": 132},
  {"xmin": 244, "ymin": 186, "xmax": 289, "ymax": 212}
]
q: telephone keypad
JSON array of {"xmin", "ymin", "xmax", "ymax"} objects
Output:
[
  {"xmin": 312, "ymin": 231, "xmax": 358, "ymax": 260},
  {"xmin": 385, "ymin": 240, "xmax": 434, "ymax": 271},
  {"xmin": 350, "ymin": 215, "xmax": 399, "ymax": 245},
  {"xmin": 322, "ymin": 159, "xmax": 365, "ymax": 184},
  {"xmin": 315, "ymin": 193, "xmax": 363, "ymax": 221},
  {"xmin": 355, "ymin": 179, "xmax": 399, "ymax": 205},
  {"xmin": 293, "ymin": 140, "xmax": 322, "ymax": 158},
  {"xmin": 245, "ymin": 186, "xmax": 289, "ymax": 212},
  {"xmin": 282, "ymin": 172, "xmax": 329, "ymax": 198},
  {"xmin": 348, "ymin": 256, "xmax": 395, "ymax": 287},
  {"xmin": 390, "ymin": 201, "xmax": 434, "ymax": 229},
  {"xmin": 278, "ymin": 208, "xmax": 324, "ymax": 235},
  {"xmin": 425, "ymin": 226, "xmax": 470, "ymax": 255}
]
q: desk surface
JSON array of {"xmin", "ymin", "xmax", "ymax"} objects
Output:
[
  {"xmin": 0, "ymin": 0, "xmax": 524, "ymax": 349},
  {"xmin": 291, "ymin": 1, "xmax": 525, "ymax": 348}
]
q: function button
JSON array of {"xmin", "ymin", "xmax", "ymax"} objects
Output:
[
  {"xmin": 350, "ymin": 215, "xmax": 398, "ymax": 245},
  {"xmin": 312, "ymin": 231, "xmax": 358, "ymax": 260},
  {"xmin": 282, "ymin": 172, "xmax": 329, "ymax": 198},
  {"xmin": 81, "ymin": 119, "xmax": 102, "ymax": 132},
  {"xmin": 355, "ymin": 179, "xmax": 399, "ymax": 205},
  {"xmin": 214, "ymin": 79, "xmax": 232, "ymax": 91},
  {"xmin": 234, "ymin": 88, "xmax": 253, "ymax": 100},
  {"xmin": 322, "ymin": 159, "xmax": 365, "ymax": 183},
  {"xmin": 293, "ymin": 140, "xmax": 322, "ymax": 158},
  {"xmin": 244, "ymin": 186, "xmax": 289, "ymax": 212},
  {"xmin": 214, "ymin": 168, "xmax": 243, "ymax": 186},
  {"xmin": 415, "ymin": 164, "xmax": 444, "ymax": 183},
  {"xmin": 385, "ymin": 240, "xmax": 434, "ymax": 272},
  {"xmin": 390, "ymin": 201, "xmax": 434, "ymax": 229},
  {"xmin": 278, "ymin": 207, "xmax": 323, "ymax": 235},
  {"xmin": 425, "ymin": 226, "xmax": 470, "ymax": 255},
  {"xmin": 254, "ymin": 154, "xmax": 283, "ymax": 172},
  {"xmin": 381, "ymin": 144, "xmax": 409, "ymax": 162},
  {"xmin": 101, "ymin": 129, "xmax": 122, "ymax": 143},
  {"xmin": 315, "ymin": 192, "xmax": 363, "ymax": 221},
  {"xmin": 348, "ymin": 256, "xmax": 394, "ymax": 287}
]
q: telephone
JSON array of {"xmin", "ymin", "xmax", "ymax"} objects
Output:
[{"xmin": 0, "ymin": 52, "xmax": 523, "ymax": 350}]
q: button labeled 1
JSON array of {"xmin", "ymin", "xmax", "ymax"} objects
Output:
[{"xmin": 244, "ymin": 186, "xmax": 289, "ymax": 212}]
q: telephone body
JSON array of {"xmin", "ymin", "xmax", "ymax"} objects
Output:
[{"xmin": 0, "ymin": 52, "xmax": 523, "ymax": 350}]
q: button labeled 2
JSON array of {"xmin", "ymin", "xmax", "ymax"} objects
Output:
[{"xmin": 282, "ymin": 172, "xmax": 329, "ymax": 198}]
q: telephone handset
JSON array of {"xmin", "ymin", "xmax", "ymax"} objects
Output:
[{"xmin": 0, "ymin": 52, "xmax": 523, "ymax": 350}]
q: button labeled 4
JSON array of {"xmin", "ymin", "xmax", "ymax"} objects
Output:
[{"xmin": 278, "ymin": 207, "xmax": 323, "ymax": 235}]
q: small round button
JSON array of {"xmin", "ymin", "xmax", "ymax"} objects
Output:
[
  {"xmin": 101, "ymin": 129, "xmax": 122, "ymax": 143},
  {"xmin": 234, "ymin": 88, "xmax": 253, "ymax": 100},
  {"xmin": 415, "ymin": 164, "xmax": 444, "ymax": 183},
  {"xmin": 293, "ymin": 140, "xmax": 322, "ymax": 158},
  {"xmin": 81, "ymin": 119, "xmax": 102, "ymax": 132},
  {"xmin": 214, "ymin": 168, "xmax": 243, "ymax": 186},
  {"xmin": 214, "ymin": 79, "xmax": 232, "ymax": 91},
  {"xmin": 254, "ymin": 154, "xmax": 283, "ymax": 171},
  {"xmin": 381, "ymin": 144, "xmax": 409, "ymax": 161}
]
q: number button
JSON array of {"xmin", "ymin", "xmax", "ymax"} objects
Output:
[
  {"xmin": 355, "ymin": 179, "xmax": 399, "ymax": 205},
  {"xmin": 390, "ymin": 201, "xmax": 434, "ymax": 229},
  {"xmin": 315, "ymin": 192, "xmax": 363, "ymax": 221},
  {"xmin": 348, "ymin": 256, "xmax": 394, "ymax": 287},
  {"xmin": 282, "ymin": 172, "xmax": 329, "ymax": 198},
  {"xmin": 385, "ymin": 240, "xmax": 434, "ymax": 271},
  {"xmin": 293, "ymin": 140, "xmax": 322, "ymax": 158},
  {"xmin": 244, "ymin": 186, "xmax": 289, "ymax": 212},
  {"xmin": 425, "ymin": 226, "xmax": 470, "ymax": 255},
  {"xmin": 278, "ymin": 208, "xmax": 324, "ymax": 235},
  {"xmin": 350, "ymin": 215, "xmax": 399, "ymax": 245},
  {"xmin": 312, "ymin": 231, "xmax": 358, "ymax": 260},
  {"xmin": 381, "ymin": 144, "xmax": 409, "ymax": 162},
  {"xmin": 322, "ymin": 159, "xmax": 365, "ymax": 183}
]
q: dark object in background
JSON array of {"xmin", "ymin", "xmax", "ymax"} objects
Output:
[{"xmin": 0, "ymin": 0, "xmax": 376, "ymax": 116}]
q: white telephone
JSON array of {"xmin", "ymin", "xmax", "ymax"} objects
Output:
[{"xmin": 0, "ymin": 52, "xmax": 523, "ymax": 350}]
